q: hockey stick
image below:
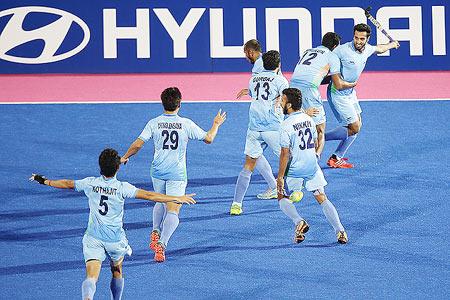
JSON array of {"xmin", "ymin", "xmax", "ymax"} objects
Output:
[{"xmin": 364, "ymin": 6, "xmax": 395, "ymax": 42}]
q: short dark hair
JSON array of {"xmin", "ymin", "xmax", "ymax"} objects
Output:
[
  {"xmin": 161, "ymin": 87, "xmax": 181, "ymax": 111},
  {"xmin": 99, "ymin": 148, "xmax": 120, "ymax": 177},
  {"xmin": 283, "ymin": 88, "xmax": 302, "ymax": 110},
  {"xmin": 262, "ymin": 50, "xmax": 280, "ymax": 71},
  {"xmin": 244, "ymin": 39, "xmax": 262, "ymax": 52},
  {"xmin": 322, "ymin": 32, "xmax": 341, "ymax": 51},
  {"xmin": 354, "ymin": 23, "xmax": 371, "ymax": 37}
]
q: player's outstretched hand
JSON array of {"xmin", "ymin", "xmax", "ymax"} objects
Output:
[
  {"xmin": 236, "ymin": 88, "xmax": 249, "ymax": 99},
  {"xmin": 305, "ymin": 107, "xmax": 319, "ymax": 117},
  {"xmin": 392, "ymin": 41, "xmax": 400, "ymax": 49},
  {"xmin": 214, "ymin": 109, "xmax": 227, "ymax": 126},
  {"xmin": 29, "ymin": 173, "xmax": 47, "ymax": 184},
  {"xmin": 174, "ymin": 193, "xmax": 197, "ymax": 204},
  {"xmin": 120, "ymin": 157, "xmax": 129, "ymax": 165}
]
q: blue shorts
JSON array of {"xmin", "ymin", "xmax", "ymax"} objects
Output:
[
  {"xmin": 286, "ymin": 167, "xmax": 327, "ymax": 193},
  {"xmin": 152, "ymin": 177, "xmax": 187, "ymax": 196},
  {"xmin": 244, "ymin": 129, "xmax": 281, "ymax": 159},
  {"xmin": 327, "ymin": 87, "xmax": 361, "ymax": 125},
  {"xmin": 82, "ymin": 234, "xmax": 132, "ymax": 263},
  {"xmin": 296, "ymin": 86, "xmax": 326, "ymax": 125}
]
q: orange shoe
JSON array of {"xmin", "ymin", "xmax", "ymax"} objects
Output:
[
  {"xmin": 154, "ymin": 242, "xmax": 166, "ymax": 262},
  {"xmin": 327, "ymin": 157, "xmax": 354, "ymax": 169},
  {"xmin": 149, "ymin": 230, "xmax": 160, "ymax": 251},
  {"xmin": 294, "ymin": 220, "xmax": 310, "ymax": 243}
]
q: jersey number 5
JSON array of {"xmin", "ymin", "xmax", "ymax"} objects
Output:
[
  {"xmin": 162, "ymin": 130, "xmax": 179, "ymax": 150},
  {"xmin": 298, "ymin": 128, "xmax": 315, "ymax": 150},
  {"xmin": 99, "ymin": 195, "xmax": 108, "ymax": 216}
]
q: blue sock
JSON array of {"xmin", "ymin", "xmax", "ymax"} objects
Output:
[
  {"xmin": 255, "ymin": 155, "xmax": 276, "ymax": 189},
  {"xmin": 159, "ymin": 211, "xmax": 179, "ymax": 247},
  {"xmin": 279, "ymin": 198, "xmax": 303, "ymax": 225},
  {"xmin": 325, "ymin": 126, "xmax": 348, "ymax": 141},
  {"xmin": 233, "ymin": 169, "xmax": 252, "ymax": 204},
  {"xmin": 110, "ymin": 278, "xmax": 124, "ymax": 300},
  {"xmin": 82, "ymin": 278, "xmax": 96, "ymax": 300},
  {"xmin": 152, "ymin": 202, "xmax": 166, "ymax": 232},
  {"xmin": 334, "ymin": 134, "xmax": 357, "ymax": 158}
]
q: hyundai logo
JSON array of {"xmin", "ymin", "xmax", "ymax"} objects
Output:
[{"xmin": 0, "ymin": 6, "xmax": 90, "ymax": 64}]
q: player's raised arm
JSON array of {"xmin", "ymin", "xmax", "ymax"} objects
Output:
[
  {"xmin": 121, "ymin": 138, "xmax": 145, "ymax": 164},
  {"xmin": 204, "ymin": 109, "xmax": 227, "ymax": 144},
  {"xmin": 135, "ymin": 189, "xmax": 196, "ymax": 204},
  {"xmin": 375, "ymin": 41, "xmax": 400, "ymax": 54},
  {"xmin": 29, "ymin": 174, "xmax": 75, "ymax": 189}
]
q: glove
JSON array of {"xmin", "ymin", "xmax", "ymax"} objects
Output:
[{"xmin": 31, "ymin": 174, "xmax": 47, "ymax": 185}]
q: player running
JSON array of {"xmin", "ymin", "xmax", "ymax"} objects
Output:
[
  {"xmin": 230, "ymin": 50, "xmax": 289, "ymax": 215},
  {"xmin": 121, "ymin": 87, "xmax": 226, "ymax": 262},
  {"xmin": 29, "ymin": 148, "xmax": 196, "ymax": 300},
  {"xmin": 276, "ymin": 88, "xmax": 348, "ymax": 244},
  {"xmin": 290, "ymin": 32, "xmax": 357, "ymax": 159},
  {"xmin": 235, "ymin": 39, "xmax": 280, "ymax": 200},
  {"xmin": 325, "ymin": 24, "xmax": 400, "ymax": 168}
]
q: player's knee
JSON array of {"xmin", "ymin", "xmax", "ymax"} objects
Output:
[
  {"xmin": 110, "ymin": 262, "xmax": 122, "ymax": 278},
  {"xmin": 313, "ymin": 189, "xmax": 327, "ymax": 204},
  {"xmin": 347, "ymin": 122, "xmax": 361, "ymax": 135},
  {"xmin": 244, "ymin": 156, "xmax": 257, "ymax": 171},
  {"xmin": 166, "ymin": 202, "xmax": 181, "ymax": 213}
]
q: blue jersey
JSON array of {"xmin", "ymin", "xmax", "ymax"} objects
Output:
[
  {"xmin": 252, "ymin": 55, "xmax": 264, "ymax": 74},
  {"xmin": 75, "ymin": 176, "xmax": 137, "ymax": 243},
  {"xmin": 290, "ymin": 46, "xmax": 340, "ymax": 89},
  {"xmin": 331, "ymin": 41, "xmax": 376, "ymax": 95},
  {"xmin": 280, "ymin": 111, "xmax": 319, "ymax": 178},
  {"xmin": 138, "ymin": 113, "xmax": 207, "ymax": 181},
  {"xmin": 248, "ymin": 70, "xmax": 289, "ymax": 131}
]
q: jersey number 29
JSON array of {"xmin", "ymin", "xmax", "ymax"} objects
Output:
[{"xmin": 162, "ymin": 130, "xmax": 179, "ymax": 150}]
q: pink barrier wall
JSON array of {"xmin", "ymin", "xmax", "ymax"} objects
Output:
[{"xmin": 0, "ymin": 71, "xmax": 449, "ymax": 103}]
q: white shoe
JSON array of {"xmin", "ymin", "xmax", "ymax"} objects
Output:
[{"xmin": 256, "ymin": 188, "xmax": 277, "ymax": 199}]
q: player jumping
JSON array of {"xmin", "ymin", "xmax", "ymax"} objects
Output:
[{"xmin": 325, "ymin": 24, "xmax": 400, "ymax": 168}]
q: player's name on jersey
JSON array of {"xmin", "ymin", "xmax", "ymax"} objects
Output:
[
  {"xmin": 92, "ymin": 186, "xmax": 118, "ymax": 196},
  {"xmin": 158, "ymin": 122, "xmax": 183, "ymax": 129},
  {"xmin": 293, "ymin": 120, "xmax": 313, "ymax": 131},
  {"xmin": 306, "ymin": 49, "xmax": 326, "ymax": 54},
  {"xmin": 252, "ymin": 77, "xmax": 275, "ymax": 83}
]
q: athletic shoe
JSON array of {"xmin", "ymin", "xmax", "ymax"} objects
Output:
[
  {"xmin": 230, "ymin": 202, "xmax": 242, "ymax": 215},
  {"xmin": 154, "ymin": 242, "xmax": 166, "ymax": 262},
  {"xmin": 327, "ymin": 157, "xmax": 354, "ymax": 169},
  {"xmin": 257, "ymin": 188, "xmax": 278, "ymax": 199},
  {"xmin": 294, "ymin": 220, "xmax": 310, "ymax": 243},
  {"xmin": 149, "ymin": 230, "xmax": 160, "ymax": 251},
  {"xmin": 337, "ymin": 231, "xmax": 348, "ymax": 244}
]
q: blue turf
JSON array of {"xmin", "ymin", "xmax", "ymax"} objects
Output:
[{"xmin": 1, "ymin": 101, "xmax": 449, "ymax": 299}]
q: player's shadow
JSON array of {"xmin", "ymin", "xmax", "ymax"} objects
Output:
[
  {"xmin": 0, "ymin": 242, "xmax": 338, "ymax": 276},
  {"xmin": 0, "ymin": 209, "xmax": 279, "ymax": 242},
  {"xmin": 166, "ymin": 242, "xmax": 339, "ymax": 258}
]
